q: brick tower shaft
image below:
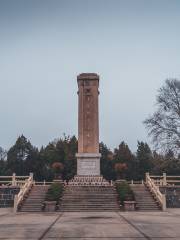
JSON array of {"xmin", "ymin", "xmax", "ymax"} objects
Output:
[{"xmin": 77, "ymin": 73, "xmax": 99, "ymax": 153}]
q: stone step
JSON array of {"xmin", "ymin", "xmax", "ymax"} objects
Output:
[
  {"xmin": 65, "ymin": 190, "xmax": 116, "ymax": 192},
  {"xmin": 131, "ymin": 185, "xmax": 161, "ymax": 211},
  {"xmin": 137, "ymin": 207, "xmax": 160, "ymax": 209},
  {"xmin": 21, "ymin": 204, "xmax": 43, "ymax": 207},
  {"xmin": 62, "ymin": 199, "xmax": 117, "ymax": 202},
  {"xmin": 135, "ymin": 199, "xmax": 158, "ymax": 202},
  {"xmin": 136, "ymin": 204, "xmax": 159, "ymax": 208},
  {"xmin": 60, "ymin": 208, "xmax": 119, "ymax": 212},
  {"xmin": 61, "ymin": 200, "xmax": 117, "ymax": 202},
  {"xmin": 28, "ymin": 192, "xmax": 47, "ymax": 195},
  {"xmin": 26, "ymin": 197, "xmax": 45, "ymax": 199},
  {"xmin": 136, "ymin": 204, "xmax": 158, "ymax": 206},
  {"xmin": 61, "ymin": 185, "xmax": 120, "ymax": 212},
  {"xmin": 62, "ymin": 196, "xmax": 117, "ymax": 198},
  {"xmin": 135, "ymin": 196, "xmax": 156, "ymax": 198},
  {"xmin": 65, "ymin": 192, "xmax": 116, "ymax": 194},
  {"xmin": 61, "ymin": 204, "xmax": 118, "ymax": 206},
  {"xmin": 61, "ymin": 206, "xmax": 119, "ymax": 208},
  {"xmin": 25, "ymin": 199, "xmax": 44, "ymax": 202},
  {"xmin": 61, "ymin": 206, "xmax": 120, "ymax": 209},
  {"xmin": 20, "ymin": 210, "xmax": 43, "ymax": 212},
  {"xmin": 63, "ymin": 193, "xmax": 117, "ymax": 195},
  {"xmin": 20, "ymin": 207, "xmax": 42, "ymax": 210},
  {"xmin": 18, "ymin": 185, "xmax": 49, "ymax": 212}
]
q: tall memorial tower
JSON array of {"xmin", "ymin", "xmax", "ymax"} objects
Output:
[{"xmin": 76, "ymin": 73, "xmax": 101, "ymax": 176}]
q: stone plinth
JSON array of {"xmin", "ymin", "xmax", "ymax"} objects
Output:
[{"xmin": 76, "ymin": 153, "xmax": 101, "ymax": 176}]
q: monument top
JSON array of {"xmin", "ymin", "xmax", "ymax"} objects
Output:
[{"xmin": 77, "ymin": 73, "xmax": 99, "ymax": 81}]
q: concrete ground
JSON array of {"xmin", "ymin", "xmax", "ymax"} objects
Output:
[{"xmin": 0, "ymin": 209, "xmax": 180, "ymax": 239}]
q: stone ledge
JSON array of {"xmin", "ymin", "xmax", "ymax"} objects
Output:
[{"xmin": 76, "ymin": 153, "xmax": 101, "ymax": 158}]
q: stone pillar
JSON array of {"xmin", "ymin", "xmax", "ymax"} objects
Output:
[
  {"xmin": 76, "ymin": 73, "xmax": 101, "ymax": 176},
  {"xmin": 163, "ymin": 173, "xmax": 167, "ymax": 186},
  {"xmin": 12, "ymin": 173, "xmax": 16, "ymax": 186}
]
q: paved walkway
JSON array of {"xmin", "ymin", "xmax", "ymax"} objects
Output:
[{"xmin": 0, "ymin": 209, "xmax": 180, "ymax": 239}]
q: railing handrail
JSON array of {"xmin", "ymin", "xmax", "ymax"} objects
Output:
[
  {"xmin": 150, "ymin": 175, "xmax": 180, "ymax": 178},
  {"xmin": 34, "ymin": 181, "xmax": 53, "ymax": 185},
  {"xmin": 0, "ymin": 176, "xmax": 30, "ymax": 178},
  {"xmin": 146, "ymin": 173, "xmax": 166, "ymax": 211},
  {"xmin": 0, "ymin": 173, "xmax": 32, "ymax": 187},
  {"xmin": 149, "ymin": 173, "xmax": 180, "ymax": 186},
  {"xmin": 14, "ymin": 174, "xmax": 34, "ymax": 212}
]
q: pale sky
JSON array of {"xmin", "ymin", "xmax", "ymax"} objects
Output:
[{"xmin": 0, "ymin": 0, "xmax": 180, "ymax": 152}]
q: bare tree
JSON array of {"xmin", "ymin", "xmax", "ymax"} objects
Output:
[
  {"xmin": 144, "ymin": 79, "xmax": 180, "ymax": 154},
  {"xmin": 0, "ymin": 147, "xmax": 7, "ymax": 161}
]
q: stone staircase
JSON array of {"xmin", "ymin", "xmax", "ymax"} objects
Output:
[
  {"xmin": 60, "ymin": 186, "xmax": 120, "ymax": 212},
  {"xmin": 131, "ymin": 184, "xmax": 161, "ymax": 211},
  {"xmin": 19, "ymin": 185, "xmax": 49, "ymax": 212}
]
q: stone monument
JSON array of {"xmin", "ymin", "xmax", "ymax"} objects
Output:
[{"xmin": 76, "ymin": 73, "xmax": 101, "ymax": 176}]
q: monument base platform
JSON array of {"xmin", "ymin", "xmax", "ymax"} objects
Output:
[{"xmin": 76, "ymin": 153, "xmax": 101, "ymax": 176}]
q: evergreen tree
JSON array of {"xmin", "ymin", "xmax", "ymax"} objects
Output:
[
  {"xmin": 40, "ymin": 135, "xmax": 78, "ymax": 180},
  {"xmin": 7, "ymin": 135, "xmax": 38, "ymax": 175},
  {"xmin": 136, "ymin": 141, "xmax": 153, "ymax": 179},
  {"xmin": 100, "ymin": 142, "xmax": 115, "ymax": 180},
  {"xmin": 0, "ymin": 147, "xmax": 7, "ymax": 161},
  {"xmin": 113, "ymin": 142, "xmax": 135, "ymax": 180},
  {"xmin": 63, "ymin": 135, "xmax": 77, "ymax": 180},
  {"xmin": 0, "ymin": 147, "xmax": 7, "ymax": 175}
]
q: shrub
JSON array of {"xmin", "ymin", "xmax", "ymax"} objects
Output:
[
  {"xmin": 45, "ymin": 182, "xmax": 64, "ymax": 203},
  {"xmin": 116, "ymin": 181, "xmax": 135, "ymax": 205}
]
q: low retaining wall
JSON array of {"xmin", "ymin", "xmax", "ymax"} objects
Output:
[
  {"xmin": 160, "ymin": 186, "xmax": 180, "ymax": 208},
  {"xmin": 0, "ymin": 187, "xmax": 20, "ymax": 208}
]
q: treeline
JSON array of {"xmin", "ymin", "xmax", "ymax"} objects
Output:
[{"xmin": 0, "ymin": 135, "xmax": 180, "ymax": 181}]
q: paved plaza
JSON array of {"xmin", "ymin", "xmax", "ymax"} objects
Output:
[{"xmin": 0, "ymin": 209, "xmax": 180, "ymax": 239}]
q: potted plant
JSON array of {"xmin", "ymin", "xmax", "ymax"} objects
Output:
[
  {"xmin": 114, "ymin": 162, "xmax": 128, "ymax": 180},
  {"xmin": 116, "ymin": 181, "xmax": 136, "ymax": 211},
  {"xmin": 52, "ymin": 162, "xmax": 64, "ymax": 180},
  {"xmin": 44, "ymin": 182, "xmax": 64, "ymax": 211}
]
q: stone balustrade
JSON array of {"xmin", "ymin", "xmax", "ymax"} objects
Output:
[
  {"xmin": 14, "ymin": 174, "xmax": 34, "ymax": 212},
  {"xmin": 68, "ymin": 175, "xmax": 112, "ymax": 186},
  {"xmin": 0, "ymin": 173, "xmax": 32, "ymax": 187},
  {"xmin": 146, "ymin": 172, "xmax": 166, "ymax": 211}
]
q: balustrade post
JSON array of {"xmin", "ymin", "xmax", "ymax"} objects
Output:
[
  {"xmin": 163, "ymin": 173, "xmax": 167, "ymax": 186},
  {"xmin": 162, "ymin": 194, "xmax": 166, "ymax": 211},
  {"xmin": 14, "ymin": 194, "xmax": 18, "ymax": 213},
  {"xmin": 145, "ymin": 172, "xmax": 149, "ymax": 183},
  {"xmin": 12, "ymin": 173, "xmax": 16, "ymax": 186},
  {"xmin": 30, "ymin": 172, "xmax": 33, "ymax": 180},
  {"xmin": 131, "ymin": 180, "xmax": 134, "ymax": 185},
  {"xmin": 141, "ymin": 179, "xmax": 144, "ymax": 185}
]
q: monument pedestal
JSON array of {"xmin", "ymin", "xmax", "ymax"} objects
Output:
[{"xmin": 76, "ymin": 153, "xmax": 101, "ymax": 176}]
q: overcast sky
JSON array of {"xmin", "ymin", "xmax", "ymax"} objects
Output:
[{"xmin": 0, "ymin": 0, "xmax": 180, "ymax": 152}]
